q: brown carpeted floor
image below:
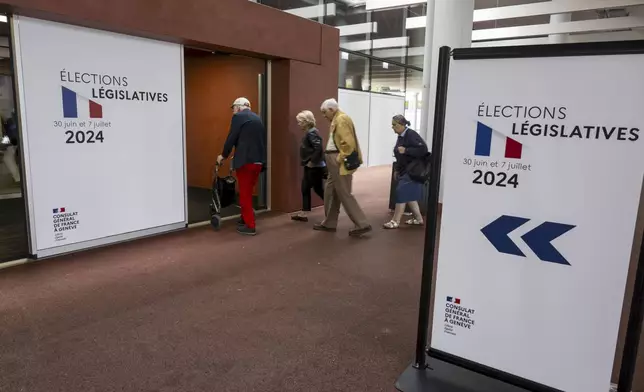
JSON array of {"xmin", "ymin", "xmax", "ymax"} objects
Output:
[{"xmin": 0, "ymin": 166, "xmax": 425, "ymax": 392}]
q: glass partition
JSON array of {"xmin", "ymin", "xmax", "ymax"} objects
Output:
[
  {"xmin": 370, "ymin": 58, "xmax": 405, "ymax": 96},
  {"xmin": 339, "ymin": 51, "xmax": 370, "ymax": 91}
]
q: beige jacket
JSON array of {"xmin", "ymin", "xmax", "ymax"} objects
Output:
[{"xmin": 330, "ymin": 111, "xmax": 363, "ymax": 176}]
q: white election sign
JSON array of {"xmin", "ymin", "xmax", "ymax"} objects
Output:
[
  {"xmin": 431, "ymin": 54, "xmax": 644, "ymax": 392},
  {"xmin": 14, "ymin": 17, "xmax": 185, "ymax": 255}
]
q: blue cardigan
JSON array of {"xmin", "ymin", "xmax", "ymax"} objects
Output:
[{"xmin": 393, "ymin": 128, "xmax": 428, "ymax": 175}]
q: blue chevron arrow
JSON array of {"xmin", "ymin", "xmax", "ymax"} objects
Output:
[
  {"xmin": 481, "ymin": 215, "xmax": 530, "ymax": 257},
  {"xmin": 521, "ymin": 222, "xmax": 575, "ymax": 265}
]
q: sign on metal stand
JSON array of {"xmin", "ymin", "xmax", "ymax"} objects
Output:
[{"xmin": 396, "ymin": 41, "xmax": 644, "ymax": 392}]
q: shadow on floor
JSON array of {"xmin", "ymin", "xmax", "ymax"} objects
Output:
[{"xmin": 187, "ymin": 186, "xmax": 240, "ymax": 224}]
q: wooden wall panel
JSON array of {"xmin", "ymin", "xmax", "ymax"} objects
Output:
[{"xmin": 185, "ymin": 53, "xmax": 265, "ymax": 190}]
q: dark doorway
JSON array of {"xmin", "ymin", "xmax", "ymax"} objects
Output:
[
  {"xmin": 184, "ymin": 49, "xmax": 268, "ymax": 224},
  {"xmin": 0, "ymin": 15, "xmax": 28, "ymax": 263}
]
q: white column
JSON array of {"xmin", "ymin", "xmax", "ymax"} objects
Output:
[
  {"xmin": 318, "ymin": 0, "xmax": 325, "ymax": 24},
  {"xmin": 338, "ymin": 52, "xmax": 348, "ymax": 88},
  {"xmin": 406, "ymin": 91, "xmax": 418, "ymax": 128},
  {"xmin": 425, "ymin": 0, "xmax": 474, "ymax": 145},
  {"xmin": 548, "ymin": 14, "xmax": 572, "ymax": 43},
  {"xmin": 363, "ymin": 59, "xmax": 370, "ymax": 91},
  {"xmin": 548, "ymin": 0, "xmax": 572, "ymax": 44},
  {"xmin": 628, "ymin": 4, "xmax": 644, "ymax": 37},
  {"xmin": 364, "ymin": 12, "xmax": 372, "ymax": 91},
  {"xmin": 418, "ymin": 0, "xmax": 435, "ymax": 141},
  {"xmin": 422, "ymin": 0, "xmax": 474, "ymax": 203}
]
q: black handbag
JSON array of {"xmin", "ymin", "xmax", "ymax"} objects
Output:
[
  {"xmin": 407, "ymin": 152, "xmax": 431, "ymax": 183},
  {"xmin": 333, "ymin": 123, "xmax": 362, "ymax": 171},
  {"xmin": 215, "ymin": 174, "xmax": 237, "ymax": 208},
  {"xmin": 343, "ymin": 151, "xmax": 361, "ymax": 171}
]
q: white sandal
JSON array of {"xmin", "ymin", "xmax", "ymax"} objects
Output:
[
  {"xmin": 383, "ymin": 220, "xmax": 400, "ymax": 229},
  {"xmin": 405, "ymin": 218, "xmax": 424, "ymax": 226}
]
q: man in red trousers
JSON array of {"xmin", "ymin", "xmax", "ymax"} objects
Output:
[{"xmin": 217, "ymin": 97, "xmax": 266, "ymax": 236}]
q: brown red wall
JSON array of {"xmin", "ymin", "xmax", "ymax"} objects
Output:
[
  {"xmin": 270, "ymin": 27, "xmax": 339, "ymax": 212},
  {"xmin": 0, "ymin": 0, "xmax": 322, "ymax": 64}
]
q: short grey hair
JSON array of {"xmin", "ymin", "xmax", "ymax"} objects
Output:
[
  {"xmin": 320, "ymin": 98, "xmax": 339, "ymax": 111},
  {"xmin": 296, "ymin": 110, "xmax": 316, "ymax": 127}
]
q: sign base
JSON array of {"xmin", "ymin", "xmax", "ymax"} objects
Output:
[{"xmin": 395, "ymin": 357, "xmax": 530, "ymax": 392}]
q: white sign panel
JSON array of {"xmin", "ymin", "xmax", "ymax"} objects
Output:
[
  {"xmin": 432, "ymin": 54, "xmax": 644, "ymax": 392},
  {"xmin": 14, "ymin": 16, "xmax": 185, "ymax": 255}
]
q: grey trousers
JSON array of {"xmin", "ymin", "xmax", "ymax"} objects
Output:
[{"xmin": 321, "ymin": 154, "xmax": 369, "ymax": 229}]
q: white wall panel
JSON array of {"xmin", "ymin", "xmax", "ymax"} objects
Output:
[
  {"xmin": 472, "ymin": 30, "xmax": 644, "ymax": 47},
  {"xmin": 473, "ymin": 0, "xmax": 644, "ymax": 22},
  {"xmin": 338, "ymin": 89, "xmax": 371, "ymax": 167},
  {"xmin": 368, "ymin": 93, "xmax": 404, "ymax": 167},
  {"xmin": 338, "ymin": 22, "xmax": 378, "ymax": 37},
  {"xmin": 13, "ymin": 16, "xmax": 186, "ymax": 257},
  {"xmin": 285, "ymin": 3, "xmax": 336, "ymax": 18},
  {"xmin": 472, "ymin": 16, "xmax": 644, "ymax": 41},
  {"xmin": 340, "ymin": 37, "xmax": 409, "ymax": 51},
  {"xmin": 366, "ymin": 0, "xmax": 423, "ymax": 10}
]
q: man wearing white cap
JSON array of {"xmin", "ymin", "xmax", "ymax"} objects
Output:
[{"xmin": 217, "ymin": 97, "xmax": 266, "ymax": 236}]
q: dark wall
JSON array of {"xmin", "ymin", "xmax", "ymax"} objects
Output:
[{"xmin": 2, "ymin": 0, "xmax": 340, "ymax": 214}]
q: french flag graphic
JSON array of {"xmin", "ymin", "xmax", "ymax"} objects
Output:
[
  {"xmin": 62, "ymin": 86, "xmax": 102, "ymax": 119},
  {"xmin": 53, "ymin": 207, "xmax": 66, "ymax": 214},
  {"xmin": 446, "ymin": 296, "xmax": 461, "ymax": 304},
  {"xmin": 475, "ymin": 121, "xmax": 522, "ymax": 159}
]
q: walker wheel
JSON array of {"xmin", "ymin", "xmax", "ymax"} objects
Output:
[{"xmin": 210, "ymin": 215, "xmax": 221, "ymax": 230}]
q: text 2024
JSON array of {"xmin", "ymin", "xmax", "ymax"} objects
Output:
[
  {"xmin": 473, "ymin": 170, "xmax": 519, "ymax": 188},
  {"xmin": 65, "ymin": 130, "xmax": 104, "ymax": 144}
]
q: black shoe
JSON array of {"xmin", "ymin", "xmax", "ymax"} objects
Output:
[
  {"xmin": 313, "ymin": 223, "xmax": 336, "ymax": 232},
  {"xmin": 291, "ymin": 215, "xmax": 309, "ymax": 222},
  {"xmin": 237, "ymin": 225, "xmax": 257, "ymax": 236},
  {"xmin": 349, "ymin": 225, "xmax": 372, "ymax": 237}
]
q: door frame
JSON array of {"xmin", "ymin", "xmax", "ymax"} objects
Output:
[{"xmin": 183, "ymin": 49, "xmax": 271, "ymax": 226}]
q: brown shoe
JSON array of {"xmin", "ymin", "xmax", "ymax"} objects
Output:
[
  {"xmin": 349, "ymin": 225, "xmax": 372, "ymax": 237},
  {"xmin": 313, "ymin": 223, "xmax": 336, "ymax": 232}
]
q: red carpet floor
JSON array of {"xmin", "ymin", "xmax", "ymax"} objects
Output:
[{"xmin": 0, "ymin": 166, "xmax": 426, "ymax": 392}]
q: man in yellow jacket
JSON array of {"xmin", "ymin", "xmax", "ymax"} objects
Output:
[{"xmin": 314, "ymin": 98, "xmax": 372, "ymax": 237}]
